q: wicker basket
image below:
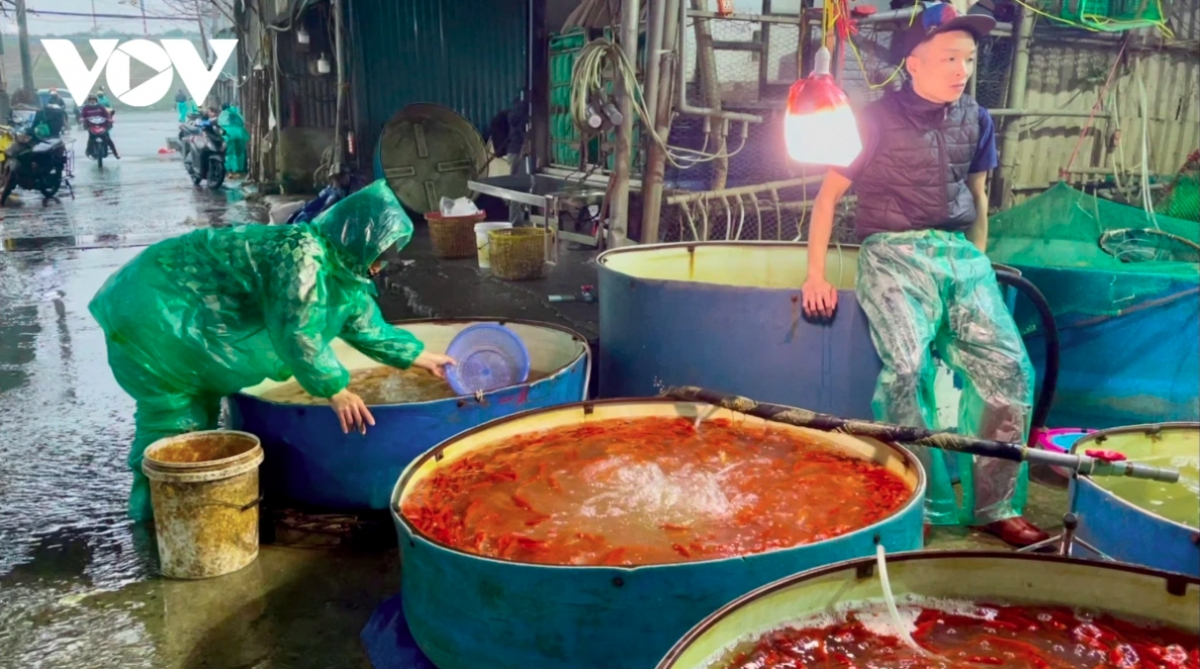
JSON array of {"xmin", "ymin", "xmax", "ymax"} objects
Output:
[
  {"xmin": 427, "ymin": 211, "xmax": 487, "ymax": 259},
  {"xmin": 488, "ymin": 228, "xmax": 547, "ymax": 281}
]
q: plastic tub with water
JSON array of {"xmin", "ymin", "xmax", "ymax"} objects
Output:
[{"xmin": 228, "ymin": 319, "xmax": 591, "ymax": 510}]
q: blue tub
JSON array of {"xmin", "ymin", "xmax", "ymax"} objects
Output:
[
  {"xmin": 228, "ymin": 319, "xmax": 591, "ymax": 510},
  {"xmin": 1068, "ymin": 423, "xmax": 1200, "ymax": 577},
  {"xmin": 598, "ymin": 242, "xmax": 882, "ymax": 419},
  {"xmin": 391, "ymin": 399, "xmax": 925, "ymax": 669}
]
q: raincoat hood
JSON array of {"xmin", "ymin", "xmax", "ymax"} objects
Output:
[{"xmin": 315, "ymin": 179, "xmax": 413, "ymax": 269}]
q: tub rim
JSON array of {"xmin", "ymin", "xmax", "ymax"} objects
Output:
[
  {"xmin": 390, "ymin": 397, "xmax": 927, "ymax": 571},
  {"xmin": 233, "ymin": 317, "xmax": 592, "ymax": 409},
  {"xmin": 1071, "ymin": 421, "xmax": 1200, "ymax": 532},
  {"xmin": 655, "ymin": 550, "xmax": 1200, "ymax": 669},
  {"xmin": 597, "ymin": 241, "xmax": 863, "ymax": 290}
]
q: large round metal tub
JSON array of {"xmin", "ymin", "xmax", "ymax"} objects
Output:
[
  {"xmin": 390, "ymin": 399, "xmax": 925, "ymax": 669},
  {"xmin": 658, "ymin": 552, "xmax": 1199, "ymax": 668},
  {"xmin": 1069, "ymin": 423, "xmax": 1200, "ymax": 577},
  {"xmin": 228, "ymin": 319, "xmax": 590, "ymax": 510},
  {"xmin": 598, "ymin": 243, "xmax": 881, "ymax": 419}
]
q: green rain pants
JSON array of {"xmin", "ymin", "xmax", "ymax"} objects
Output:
[
  {"xmin": 856, "ymin": 230, "xmax": 1034, "ymax": 526},
  {"xmin": 106, "ymin": 340, "xmax": 222, "ymax": 522},
  {"xmin": 224, "ymin": 133, "xmax": 247, "ymax": 174}
]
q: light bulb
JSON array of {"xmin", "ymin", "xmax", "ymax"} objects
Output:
[
  {"xmin": 783, "ymin": 46, "xmax": 862, "ymax": 167},
  {"xmin": 297, "ymin": 27, "xmax": 310, "ymax": 45}
]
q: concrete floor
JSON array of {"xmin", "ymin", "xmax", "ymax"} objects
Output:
[{"xmin": 0, "ymin": 112, "xmax": 1070, "ymax": 668}]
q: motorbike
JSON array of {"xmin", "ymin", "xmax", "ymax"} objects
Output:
[
  {"xmin": 1, "ymin": 116, "xmax": 70, "ymax": 205},
  {"xmin": 84, "ymin": 114, "xmax": 114, "ymax": 168},
  {"xmin": 179, "ymin": 117, "xmax": 226, "ymax": 189}
]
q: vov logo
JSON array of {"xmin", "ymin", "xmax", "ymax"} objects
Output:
[{"xmin": 41, "ymin": 39, "xmax": 237, "ymax": 107}]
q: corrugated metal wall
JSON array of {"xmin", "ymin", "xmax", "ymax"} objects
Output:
[
  {"xmin": 350, "ymin": 0, "xmax": 528, "ymax": 162},
  {"xmin": 1008, "ymin": 6, "xmax": 1200, "ymax": 198}
]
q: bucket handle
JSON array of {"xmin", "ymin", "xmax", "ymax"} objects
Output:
[{"xmin": 192, "ymin": 495, "xmax": 262, "ymax": 512}]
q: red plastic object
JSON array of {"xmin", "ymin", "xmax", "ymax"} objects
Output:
[
  {"xmin": 851, "ymin": 5, "xmax": 876, "ymax": 17},
  {"xmin": 1085, "ymin": 449, "xmax": 1128, "ymax": 462}
]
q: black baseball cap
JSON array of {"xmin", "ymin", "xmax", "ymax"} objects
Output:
[{"xmin": 896, "ymin": 2, "xmax": 997, "ymax": 60}]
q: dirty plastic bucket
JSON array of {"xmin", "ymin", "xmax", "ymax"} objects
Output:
[
  {"xmin": 474, "ymin": 222, "xmax": 513, "ymax": 268},
  {"xmin": 142, "ymin": 430, "xmax": 265, "ymax": 579}
]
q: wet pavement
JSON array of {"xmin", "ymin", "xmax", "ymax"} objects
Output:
[
  {"xmin": 0, "ymin": 112, "xmax": 385, "ymax": 669},
  {"xmin": 0, "ymin": 111, "xmax": 1067, "ymax": 668}
]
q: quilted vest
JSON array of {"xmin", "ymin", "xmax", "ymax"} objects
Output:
[{"xmin": 853, "ymin": 85, "xmax": 982, "ymax": 241}]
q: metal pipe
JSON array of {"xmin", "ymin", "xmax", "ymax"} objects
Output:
[
  {"xmin": 989, "ymin": 108, "xmax": 1109, "ymax": 118},
  {"xmin": 689, "ymin": 9, "xmax": 804, "ymax": 24},
  {"xmin": 677, "ymin": 1, "xmax": 763, "ymax": 123},
  {"xmin": 998, "ymin": 5, "xmax": 1035, "ymax": 209},
  {"xmin": 640, "ymin": 0, "xmax": 682, "ymax": 244},
  {"xmin": 609, "ymin": 0, "xmax": 642, "ymax": 248},
  {"xmin": 691, "ymin": 0, "xmax": 727, "ymax": 190},
  {"xmin": 331, "ymin": 0, "xmax": 346, "ymax": 169},
  {"xmin": 664, "ymin": 176, "xmax": 821, "ymax": 205},
  {"xmin": 663, "ymin": 385, "xmax": 1181, "ymax": 482},
  {"xmin": 645, "ymin": 0, "xmax": 667, "ymax": 125}
]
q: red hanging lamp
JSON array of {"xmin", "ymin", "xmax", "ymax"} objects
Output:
[{"xmin": 784, "ymin": 10, "xmax": 862, "ymax": 168}]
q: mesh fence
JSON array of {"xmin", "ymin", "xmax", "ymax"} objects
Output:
[
  {"xmin": 664, "ymin": 6, "xmax": 1016, "ymax": 243},
  {"xmin": 657, "ymin": 184, "xmax": 860, "ymax": 243}
]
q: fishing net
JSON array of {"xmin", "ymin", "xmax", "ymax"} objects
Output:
[
  {"xmin": 988, "ymin": 182, "xmax": 1200, "ymax": 428},
  {"xmin": 1156, "ymin": 159, "xmax": 1200, "ymax": 222}
]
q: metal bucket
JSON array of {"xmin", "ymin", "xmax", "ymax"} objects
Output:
[
  {"xmin": 228, "ymin": 319, "xmax": 591, "ymax": 510},
  {"xmin": 1069, "ymin": 422, "xmax": 1200, "ymax": 576},
  {"xmin": 390, "ymin": 399, "xmax": 925, "ymax": 669},
  {"xmin": 598, "ymin": 242, "xmax": 880, "ymax": 418},
  {"xmin": 657, "ymin": 552, "xmax": 1199, "ymax": 668}
]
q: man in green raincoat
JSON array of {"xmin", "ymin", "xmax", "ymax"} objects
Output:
[
  {"xmin": 801, "ymin": 3, "xmax": 1046, "ymax": 547},
  {"xmin": 218, "ymin": 102, "xmax": 248, "ymax": 174},
  {"xmin": 89, "ymin": 180, "xmax": 455, "ymax": 522}
]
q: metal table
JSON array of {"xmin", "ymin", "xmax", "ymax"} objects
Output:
[{"xmin": 468, "ymin": 173, "xmax": 609, "ymax": 251}]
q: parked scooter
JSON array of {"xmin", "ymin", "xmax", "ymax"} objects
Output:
[{"xmin": 179, "ymin": 115, "xmax": 227, "ymax": 189}]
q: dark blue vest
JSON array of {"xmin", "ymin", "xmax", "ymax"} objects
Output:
[{"xmin": 853, "ymin": 85, "xmax": 982, "ymax": 241}]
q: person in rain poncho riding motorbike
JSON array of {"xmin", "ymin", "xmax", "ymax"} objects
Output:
[
  {"xmin": 89, "ymin": 180, "xmax": 455, "ymax": 522},
  {"xmin": 801, "ymin": 2, "xmax": 1046, "ymax": 547},
  {"xmin": 80, "ymin": 94, "xmax": 120, "ymax": 159}
]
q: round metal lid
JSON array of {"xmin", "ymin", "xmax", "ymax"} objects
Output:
[{"xmin": 376, "ymin": 103, "xmax": 487, "ymax": 214}]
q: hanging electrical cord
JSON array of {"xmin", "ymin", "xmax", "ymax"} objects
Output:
[
  {"xmin": 842, "ymin": 6, "xmax": 921, "ymax": 91},
  {"xmin": 568, "ymin": 37, "xmax": 749, "ymax": 170},
  {"xmin": 1135, "ymin": 62, "xmax": 1160, "ymax": 229}
]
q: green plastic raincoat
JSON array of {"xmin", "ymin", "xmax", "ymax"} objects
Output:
[
  {"xmin": 856, "ymin": 229, "xmax": 1034, "ymax": 527},
  {"xmin": 218, "ymin": 105, "xmax": 248, "ymax": 174},
  {"xmin": 89, "ymin": 180, "xmax": 425, "ymax": 521}
]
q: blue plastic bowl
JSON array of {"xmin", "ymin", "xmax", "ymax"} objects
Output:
[{"xmin": 445, "ymin": 324, "xmax": 531, "ymax": 395}]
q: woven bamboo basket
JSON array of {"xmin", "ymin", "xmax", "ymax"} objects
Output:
[
  {"xmin": 488, "ymin": 228, "xmax": 547, "ymax": 280},
  {"xmin": 427, "ymin": 211, "xmax": 487, "ymax": 259}
]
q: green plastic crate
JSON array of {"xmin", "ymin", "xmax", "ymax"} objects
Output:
[{"xmin": 1060, "ymin": 0, "xmax": 1164, "ymax": 31}]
